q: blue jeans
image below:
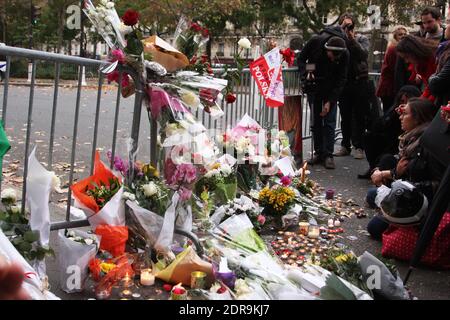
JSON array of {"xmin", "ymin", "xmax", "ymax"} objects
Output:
[
  {"xmin": 367, "ymin": 215, "xmax": 390, "ymax": 241},
  {"xmin": 366, "ymin": 187, "xmax": 378, "ymax": 209},
  {"xmin": 309, "ymin": 95, "xmax": 337, "ymax": 158}
]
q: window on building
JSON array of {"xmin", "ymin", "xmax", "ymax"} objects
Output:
[{"xmin": 217, "ymin": 43, "xmax": 225, "ymax": 56}]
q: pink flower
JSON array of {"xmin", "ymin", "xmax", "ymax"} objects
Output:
[
  {"xmin": 280, "ymin": 175, "xmax": 292, "ymax": 186},
  {"xmin": 111, "ymin": 49, "xmax": 126, "ymax": 63},
  {"xmin": 170, "ymin": 163, "xmax": 197, "ymax": 185},
  {"xmin": 257, "ymin": 215, "xmax": 266, "ymax": 225},
  {"xmin": 107, "ymin": 71, "xmax": 130, "ymax": 88},
  {"xmin": 179, "ymin": 187, "xmax": 192, "ymax": 201}
]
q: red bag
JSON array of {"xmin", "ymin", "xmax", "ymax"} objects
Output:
[
  {"xmin": 381, "ymin": 212, "xmax": 450, "ymax": 268},
  {"xmin": 95, "ymin": 225, "xmax": 129, "ymax": 257}
]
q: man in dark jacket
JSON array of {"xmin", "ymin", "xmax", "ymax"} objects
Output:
[
  {"xmin": 298, "ymin": 27, "xmax": 349, "ymax": 169},
  {"xmin": 334, "ymin": 13, "xmax": 370, "ymax": 161}
]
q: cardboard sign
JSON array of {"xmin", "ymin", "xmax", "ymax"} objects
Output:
[{"xmin": 249, "ymin": 47, "xmax": 284, "ymax": 108}]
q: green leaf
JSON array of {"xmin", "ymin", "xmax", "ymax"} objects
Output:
[
  {"xmin": 24, "ymin": 230, "xmax": 39, "ymax": 243},
  {"xmin": 18, "ymin": 241, "xmax": 32, "ymax": 252}
]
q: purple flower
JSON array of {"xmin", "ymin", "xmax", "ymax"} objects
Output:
[{"xmin": 107, "ymin": 150, "xmax": 129, "ymax": 175}]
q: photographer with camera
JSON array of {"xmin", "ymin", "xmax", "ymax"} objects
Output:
[
  {"xmin": 335, "ymin": 14, "xmax": 371, "ymax": 161},
  {"xmin": 298, "ymin": 26, "xmax": 349, "ymax": 169}
]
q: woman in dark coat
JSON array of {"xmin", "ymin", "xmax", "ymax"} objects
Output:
[
  {"xmin": 359, "ymin": 85, "xmax": 421, "ymax": 179},
  {"xmin": 429, "ymin": 21, "xmax": 450, "ymax": 108}
]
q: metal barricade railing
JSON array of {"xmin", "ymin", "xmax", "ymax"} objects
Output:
[
  {"xmin": 0, "ymin": 45, "xmax": 148, "ymax": 227},
  {"xmin": 0, "ymin": 45, "xmax": 203, "ymax": 254}
]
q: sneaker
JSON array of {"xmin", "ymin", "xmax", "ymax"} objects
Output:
[
  {"xmin": 324, "ymin": 157, "xmax": 336, "ymax": 169},
  {"xmin": 333, "ymin": 146, "xmax": 351, "ymax": 157},
  {"xmin": 307, "ymin": 154, "xmax": 324, "ymax": 165},
  {"xmin": 353, "ymin": 148, "xmax": 365, "ymax": 160}
]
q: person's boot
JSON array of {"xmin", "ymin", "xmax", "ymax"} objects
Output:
[
  {"xmin": 324, "ymin": 157, "xmax": 336, "ymax": 169},
  {"xmin": 307, "ymin": 154, "xmax": 323, "ymax": 165},
  {"xmin": 353, "ymin": 148, "xmax": 365, "ymax": 160},
  {"xmin": 333, "ymin": 146, "xmax": 351, "ymax": 157}
]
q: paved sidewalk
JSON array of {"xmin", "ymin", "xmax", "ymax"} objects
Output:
[{"xmin": 1, "ymin": 78, "xmax": 116, "ymax": 90}]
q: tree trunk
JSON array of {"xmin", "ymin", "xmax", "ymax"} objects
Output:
[{"xmin": 56, "ymin": 9, "xmax": 64, "ymax": 53}]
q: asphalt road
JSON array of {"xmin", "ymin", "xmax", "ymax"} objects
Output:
[{"xmin": 0, "ymin": 86, "xmax": 449, "ymax": 300}]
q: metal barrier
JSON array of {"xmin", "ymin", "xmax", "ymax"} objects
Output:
[{"xmin": 0, "ymin": 45, "xmax": 154, "ymax": 231}]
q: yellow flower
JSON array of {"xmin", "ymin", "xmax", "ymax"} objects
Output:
[{"xmin": 100, "ymin": 262, "xmax": 116, "ymax": 274}]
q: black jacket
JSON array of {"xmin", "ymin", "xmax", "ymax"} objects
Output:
[
  {"xmin": 345, "ymin": 34, "xmax": 369, "ymax": 83},
  {"xmin": 298, "ymin": 27, "xmax": 349, "ymax": 103},
  {"xmin": 429, "ymin": 58, "xmax": 450, "ymax": 108}
]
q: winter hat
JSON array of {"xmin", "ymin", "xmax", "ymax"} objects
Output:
[{"xmin": 324, "ymin": 36, "xmax": 347, "ymax": 52}]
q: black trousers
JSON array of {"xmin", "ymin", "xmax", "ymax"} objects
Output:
[
  {"xmin": 364, "ymin": 132, "xmax": 399, "ymax": 170},
  {"xmin": 338, "ymin": 80, "xmax": 370, "ymax": 150},
  {"xmin": 381, "ymin": 96, "xmax": 395, "ymax": 114}
]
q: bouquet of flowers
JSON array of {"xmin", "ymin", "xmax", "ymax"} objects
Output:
[
  {"xmin": 0, "ymin": 190, "xmax": 54, "ymax": 263},
  {"xmin": 210, "ymin": 196, "xmax": 266, "ymax": 232},
  {"xmin": 174, "ymin": 17, "xmax": 210, "ymax": 60},
  {"xmin": 57, "ymin": 230, "xmax": 100, "ymax": 293},
  {"xmin": 195, "ymin": 162, "xmax": 237, "ymax": 206},
  {"xmin": 258, "ymin": 185, "xmax": 296, "ymax": 217},
  {"xmin": 71, "ymin": 152, "xmax": 127, "ymax": 257}
]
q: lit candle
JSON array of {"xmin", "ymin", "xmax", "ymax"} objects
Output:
[
  {"xmin": 121, "ymin": 289, "xmax": 132, "ymax": 298},
  {"xmin": 171, "ymin": 284, "xmax": 187, "ymax": 300},
  {"xmin": 298, "ymin": 222, "xmax": 310, "ymax": 235},
  {"xmin": 140, "ymin": 269, "xmax": 155, "ymax": 286},
  {"xmin": 308, "ymin": 225, "xmax": 320, "ymax": 239}
]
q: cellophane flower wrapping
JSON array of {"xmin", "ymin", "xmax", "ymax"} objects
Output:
[
  {"xmin": 0, "ymin": 229, "xmax": 59, "ymax": 300},
  {"xmin": 57, "ymin": 230, "xmax": 100, "ymax": 293},
  {"xmin": 155, "ymin": 246, "xmax": 213, "ymax": 286},
  {"xmin": 26, "ymin": 147, "xmax": 53, "ymax": 280},
  {"xmin": 214, "ymin": 214, "xmax": 266, "ymax": 253},
  {"xmin": 71, "ymin": 151, "xmax": 127, "ymax": 257}
]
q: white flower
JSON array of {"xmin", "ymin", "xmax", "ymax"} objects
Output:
[
  {"xmin": 238, "ymin": 38, "xmax": 252, "ymax": 50},
  {"xmin": 122, "ymin": 192, "xmax": 136, "ymax": 202},
  {"xmin": 67, "ymin": 231, "xmax": 76, "ymax": 238},
  {"xmin": 205, "ymin": 169, "xmax": 220, "ymax": 179},
  {"xmin": 235, "ymin": 279, "xmax": 252, "ymax": 296},
  {"xmin": 181, "ymin": 91, "xmax": 200, "ymax": 108},
  {"xmin": 142, "ymin": 182, "xmax": 158, "ymax": 197},
  {"xmin": 220, "ymin": 164, "xmax": 232, "ymax": 176},
  {"xmin": 106, "ymin": 2, "xmax": 115, "ymax": 9},
  {"xmin": 100, "ymin": 0, "xmax": 108, "ymax": 5},
  {"xmin": 165, "ymin": 123, "xmax": 181, "ymax": 136},
  {"xmin": 51, "ymin": 172, "xmax": 62, "ymax": 193},
  {"xmin": 120, "ymin": 23, "xmax": 133, "ymax": 36},
  {"xmin": 84, "ymin": 238, "xmax": 94, "ymax": 246},
  {"xmin": 1, "ymin": 188, "xmax": 17, "ymax": 203},
  {"xmin": 10, "ymin": 205, "xmax": 21, "ymax": 214}
]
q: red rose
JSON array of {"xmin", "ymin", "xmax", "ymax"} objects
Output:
[
  {"xmin": 225, "ymin": 93, "xmax": 236, "ymax": 104},
  {"xmin": 190, "ymin": 56, "xmax": 198, "ymax": 65},
  {"xmin": 202, "ymin": 28, "xmax": 210, "ymax": 38},
  {"xmin": 122, "ymin": 9, "xmax": 139, "ymax": 26},
  {"xmin": 201, "ymin": 54, "xmax": 209, "ymax": 63},
  {"xmin": 190, "ymin": 22, "xmax": 202, "ymax": 33},
  {"xmin": 162, "ymin": 284, "xmax": 173, "ymax": 292},
  {"xmin": 280, "ymin": 48, "xmax": 296, "ymax": 67}
]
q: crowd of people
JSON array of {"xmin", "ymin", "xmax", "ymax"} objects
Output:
[{"xmin": 299, "ymin": 6, "xmax": 450, "ymax": 268}]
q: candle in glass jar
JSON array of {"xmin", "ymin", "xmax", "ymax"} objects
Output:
[
  {"xmin": 121, "ymin": 289, "xmax": 132, "ymax": 298},
  {"xmin": 298, "ymin": 222, "xmax": 310, "ymax": 235},
  {"xmin": 308, "ymin": 225, "xmax": 320, "ymax": 239},
  {"xmin": 140, "ymin": 269, "xmax": 155, "ymax": 286}
]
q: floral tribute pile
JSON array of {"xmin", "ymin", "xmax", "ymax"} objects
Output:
[{"xmin": 0, "ymin": 1, "xmax": 411, "ymax": 301}]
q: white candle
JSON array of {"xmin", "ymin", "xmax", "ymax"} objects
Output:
[{"xmin": 140, "ymin": 269, "xmax": 155, "ymax": 286}]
